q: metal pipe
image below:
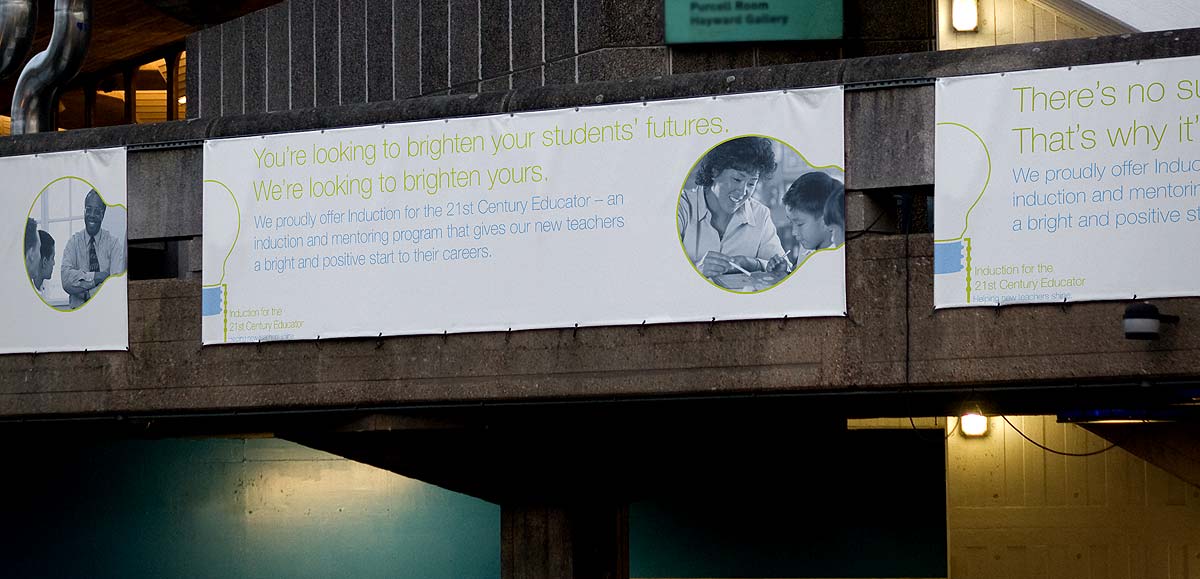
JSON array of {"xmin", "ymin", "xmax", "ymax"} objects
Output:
[
  {"xmin": 0, "ymin": 0, "xmax": 37, "ymax": 80},
  {"xmin": 11, "ymin": 0, "xmax": 92, "ymax": 135}
]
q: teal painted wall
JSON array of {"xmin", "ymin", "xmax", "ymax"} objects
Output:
[
  {"xmin": 2, "ymin": 430, "xmax": 942, "ymax": 579},
  {"xmin": 0, "ymin": 437, "xmax": 500, "ymax": 579},
  {"xmin": 629, "ymin": 430, "xmax": 947, "ymax": 579}
]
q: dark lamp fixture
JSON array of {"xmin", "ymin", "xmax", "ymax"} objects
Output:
[{"xmin": 1123, "ymin": 303, "xmax": 1179, "ymax": 340}]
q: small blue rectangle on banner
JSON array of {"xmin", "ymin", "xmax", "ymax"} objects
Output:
[
  {"xmin": 934, "ymin": 242, "xmax": 965, "ymax": 274},
  {"xmin": 202, "ymin": 286, "xmax": 223, "ymax": 316}
]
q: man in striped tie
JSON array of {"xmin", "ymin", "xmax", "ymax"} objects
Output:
[{"xmin": 61, "ymin": 190, "xmax": 125, "ymax": 309}]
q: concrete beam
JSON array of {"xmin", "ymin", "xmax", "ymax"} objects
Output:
[
  {"xmin": 2, "ymin": 30, "xmax": 1200, "ymax": 420},
  {"xmin": 2, "ymin": 234, "xmax": 1199, "ymax": 419}
]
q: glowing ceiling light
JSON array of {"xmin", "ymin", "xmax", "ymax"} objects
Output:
[
  {"xmin": 952, "ymin": 0, "xmax": 979, "ymax": 32},
  {"xmin": 961, "ymin": 413, "xmax": 988, "ymax": 436}
]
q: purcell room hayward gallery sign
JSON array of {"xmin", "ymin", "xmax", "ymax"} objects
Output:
[{"xmin": 664, "ymin": 0, "xmax": 843, "ymax": 44}]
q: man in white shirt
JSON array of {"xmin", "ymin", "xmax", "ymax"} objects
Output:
[{"xmin": 61, "ymin": 190, "xmax": 125, "ymax": 309}]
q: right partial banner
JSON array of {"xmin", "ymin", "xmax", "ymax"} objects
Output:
[{"xmin": 935, "ymin": 55, "xmax": 1200, "ymax": 308}]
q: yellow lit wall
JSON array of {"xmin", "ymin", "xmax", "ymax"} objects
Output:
[
  {"xmin": 948, "ymin": 416, "xmax": 1200, "ymax": 578},
  {"xmin": 937, "ymin": 0, "xmax": 1124, "ymax": 50}
]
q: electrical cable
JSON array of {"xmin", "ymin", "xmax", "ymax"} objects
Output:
[
  {"xmin": 944, "ymin": 416, "xmax": 960, "ymax": 439},
  {"xmin": 844, "ymin": 210, "xmax": 888, "ymax": 241},
  {"xmin": 1001, "ymin": 415, "xmax": 1117, "ymax": 457},
  {"xmin": 906, "ymin": 415, "xmax": 961, "ymax": 441}
]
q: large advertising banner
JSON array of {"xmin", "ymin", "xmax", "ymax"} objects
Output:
[
  {"xmin": 203, "ymin": 89, "xmax": 845, "ymax": 344},
  {"xmin": 936, "ymin": 56, "xmax": 1200, "ymax": 308},
  {"xmin": 0, "ymin": 148, "xmax": 128, "ymax": 353}
]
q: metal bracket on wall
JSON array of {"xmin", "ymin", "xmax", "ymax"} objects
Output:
[
  {"xmin": 126, "ymin": 139, "xmax": 204, "ymax": 152},
  {"xmin": 843, "ymin": 77, "xmax": 935, "ymax": 92}
]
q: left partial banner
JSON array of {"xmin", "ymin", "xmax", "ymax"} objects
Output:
[{"xmin": 0, "ymin": 148, "xmax": 128, "ymax": 353}]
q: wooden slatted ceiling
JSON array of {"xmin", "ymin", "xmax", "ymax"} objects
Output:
[
  {"xmin": 24, "ymin": 0, "xmax": 196, "ymax": 75},
  {"xmin": 0, "ymin": 0, "xmax": 278, "ymax": 118},
  {"xmin": 18, "ymin": 0, "xmax": 279, "ymax": 75}
]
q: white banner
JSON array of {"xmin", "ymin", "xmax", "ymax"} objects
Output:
[
  {"xmin": 935, "ymin": 56, "xmax": 1200, "ymax": 308},
  {"xmin": 203, "ymin": 89, "xmax": 845, "ymax": 344},
  {"xmin": 0, "ymin": 148, "xmax": 128, "ymax": 353}
]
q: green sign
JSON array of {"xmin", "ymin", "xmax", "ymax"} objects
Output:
[{"xmin": 664, "ymin": 0, "xmax": 843, "ymax": 44}]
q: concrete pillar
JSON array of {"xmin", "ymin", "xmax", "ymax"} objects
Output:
[
  {"xmin": 122, "ymin": 66, "xmax": 136, "ymax": 124},
  {"xmin": 501, "ymin": 503, "xmax": 629, "ymax": 579}
]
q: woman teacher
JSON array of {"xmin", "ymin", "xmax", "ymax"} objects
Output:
[{"xmin": 677, "ymin": 136, "xmax": 786, "ymax": 278}]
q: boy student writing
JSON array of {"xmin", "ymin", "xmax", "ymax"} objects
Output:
[{"xmin": 769, "ymin": 171, "xmax": 845, "ymax": 273}]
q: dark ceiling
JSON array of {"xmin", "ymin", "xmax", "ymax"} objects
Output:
[{"xmin": 1, "ymin": 0, "xmax": 282, "ymax": 117}]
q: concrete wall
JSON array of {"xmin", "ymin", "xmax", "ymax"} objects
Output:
[
  {"xmin": 1, "ymin": 30, "xmax": 1200, "ymax": 420},
  {"xmin": 184, "ymin": 0, "xmax": 935, "ymax": 118},
  {"xmin": 0, "ymin": 431, "xmax": 945, "ymax": 579},
  {"xmin": 0, "ymin": 437, "xmax": 501, "ymax": 578}
]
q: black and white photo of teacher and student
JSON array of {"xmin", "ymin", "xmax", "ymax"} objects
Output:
[
  {"xmin": 677, "ymin": 135, "xmax": 844, "ymax": 293},
  {"xmin": 24, "ymin": 184, "xmax": 126, "ymax": 310}
]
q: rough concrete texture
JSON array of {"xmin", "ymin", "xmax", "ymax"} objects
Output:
[
  {"xmin": 479, "ymin": 76, "xmax": 511, "ymax": 94},
  {"xmin": 289, "ymin": 0, "xmax": 316, "ymax": 109},
  {"xmin": 339, "ymin": 0, "xmax": 368, "ymax": 105},
  {"xmin": 366, "ymin": 0, "xmax": 395, "ymax": 103},
  {"xmin": 421, "ymin": 0, "xmax": 450, "ymax": 93},
  {"xmin": 480, "ymin": 0, "xmax": 511, "ymax": 79},
  {"xmin": 3, "ymin": 233, "xmax": 1198, "ymax": 419},
  {"xmin": 314, "ymin": 0, "xmax": 341, "ymax": 108},
  {"xmin": 544, "ymin": 58, "xmax": 576, "ymax": 87},
  {"xmin": 243, "ymin": 11, "xmax": 268, "ymax": 115},
  {"xmin": 394, "ymin": 1, "xmax": 421, "ymax": 98},
  {"xmin": 844, "ymin": 0, "xmax": 933, "ymax": 42},
  {"xmin": 510, "ymin": 0, "xmax": 543, "ymax": 72},
  {"xmin": 186, "ymin": 33, "xmax": 201, "ymax": 119},
  {"xmin": 577, "ymin": 48, "xmax": 669, "ymax": 84},
  {"xmin": 199, "ymin": 28, "xmax": 223, "ymax": 119},
  {"xmin": 597, "ymin": 0, "xmax": 663, "ymax": 47},
  {"xmin": 127, "ymin": 148, "xmax": 204, "ymax": 239},
  {"xmin": 576, "ymin": 0, "xmax": 606, "ymax": 53},
  {"xmin": 180, "ymin": 0, "xmax": 1192, "ymax": 118},
  {"xmin": 849, "ymin": 39, "xmax": 936, "ymax": 57},
  {"xmin": 845, "ymin": 86, "xmax": 934, "ymax": 190},
  {"xmin": 220, "ymin": 18, "xmax": 245, "ymax": 116},
  {"xmin": 668, "ymin": 46, "xmax": 756, "ymax": 75},
  {"xmin": 266, "ymin": 2, "xmax": 291, "ymax": 112},
  {"xmin": 3, "ymin": 31, "xmax": 1200, "ymax": 418},
  {"xmin": 512, "ymin": 68, "xmax": 542, "ymax": 91},
  {"xmin": 755, "ymin": 43, "xmax": 845, "ymax": 66},
  {"xmin": 543, "ymin": 0, "xmax": 575, "ymax": 62},
  {"xmin": 450, "ymin": 0, "xmax": 481, "ymax": 90}
]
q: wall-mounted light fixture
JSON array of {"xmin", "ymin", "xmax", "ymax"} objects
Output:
[
  {"xmin": 1123, "ymin": 303, "xmax": 1179, "ymax": 340},
  {"xmin": 960, "ymin": 413, "xmax": 988, "ymax": 436},
  {"xmin": 952, "ymin": 0, "xmax": 979, "ymax": 32},
  {"xmin": 177, "ymin": 96, "xmax": 186, "ymax": 105}
]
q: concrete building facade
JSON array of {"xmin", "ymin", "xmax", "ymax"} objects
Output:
[{"xmin": 1, "ymin": 1, "xmax": 1199, "ymax": 577}]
